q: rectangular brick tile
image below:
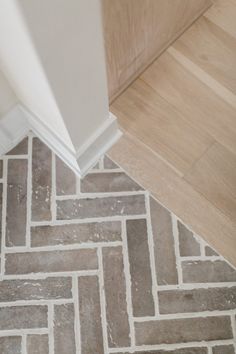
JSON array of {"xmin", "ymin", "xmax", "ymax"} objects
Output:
[
  {"xmin": 178, "ymin": 221, "xmax": 200, "ymax": 256},
  {"xmin": 56, "ymin": 156, "xmax": 76, "ymax": 195},
  {"xmin": 0, "ymin": 336, "xmax": 21, "ymax": 354},
  {"xmin": 127, "ymin": 219, "xmax": 154, "ymax": 316},
  {"xmin": 0, "ymin": 277, "xmax": 72, "ymax": 302},
  {"xmin": 5, "ymin": 249, "xmax": 98, "ymax": 274},
  {"xmin": 104, "ymin": 156, "xmax": 119, "ymax": 169},
  {"xmin": 103, "ymin": 246, "xmax": 130, "ymax": 347},
  {"xmin": 31, "ymin": 221, "xmax": 121, "ymax": 247},
  {"xmin": 32, "ymin": 138, "xmax": 52, "ymax": 221},
  {"xmin": 78, "ymin": 276, "xmax": 104, "ymax": 353},
  {"xmin": 54, "ymin": 303, "xmax": 76, "ymax": 354},
  {"xmin": 113, "ymin": 348, "xmax": 208, "ymax": 354},
  {"xmin": 0, "ymin": 305, "xmax": 47, "ymax": 330},
  {"xmin": 81, "ymin": 172, "xmax": 143, "ymax": 193},
  {"xmin": 6, "ymin": 159, "xmax": 27, "ymax": 246},
  {"xmin": 27, "ymin": 334, "xmax": 49, "ymax": 354},
  {"xmin": 0, "ymin": 160, "xmax": 2, "ymax": 178},
  {"xmin": 135, "ymin": 316, "xmax": 233, "ymax": 345},
  {"xmin": 182, "ymin": 260, "xmax": 236, "ymax": 283},
  {"xmin": 158, "ymin": 286, "xmax": 236, "ymax": 314},
  {"xmin": 213, "ymin": 345, "xmax": 235, "ymax": 354},
  {"xmin": 57, "ymin": 194, "xmax": 145, "ymax": 220},
  {"xmin": 7, "ymin": 137, "xmax": 28, "ymax": 155},
  {"xmin": 150, "ymin": 197, "xmax": 178, "ymax": 285}
]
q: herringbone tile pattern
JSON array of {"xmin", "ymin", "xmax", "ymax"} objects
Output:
[{"xmin": 0, "ymin": 134, "xmax": 235, "ymax": 354}]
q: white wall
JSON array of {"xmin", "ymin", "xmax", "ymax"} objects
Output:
[
  {"xmin": 0, "ymin": 69, "xmax": 18, "ymax": 118},
  {"xmin": 0, "ymin": 0, "xmax": 119, "ymax": 175},
  {"xmin": 0, "ymin": 0, "xmax": 74, "ymax": 151},
  {"xmin": 18, "ymin": 0, "xmax": 110, "ymax": 151}
]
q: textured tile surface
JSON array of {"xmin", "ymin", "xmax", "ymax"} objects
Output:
[{"xmin": 0, "ymin": 135, "xmax": 235, "ymax": 354}]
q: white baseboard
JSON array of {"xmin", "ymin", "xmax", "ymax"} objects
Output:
[
  {"xmin": 0, "ymin": 105, "xmax": 29, "ymax": 156},
  {"xmin": 0, "ymin": 104, "xmax": 122, "ymax": 177}
]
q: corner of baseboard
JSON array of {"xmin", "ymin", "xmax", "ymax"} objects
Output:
[
  {"xmin": 76, "ymin": 112, "xmax": 122, "ymax": 176},
  {"xmin": 0, "ymin": 104, "xmax": 29, "ymax": 156},
  {"xmin": 0, "ymin": 104, "xmax": 122, "ymax": 177}
]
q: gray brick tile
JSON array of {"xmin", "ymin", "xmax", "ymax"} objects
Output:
[
  {"xmin": 31, "ymin": 221, "xmax": 121, "ymax": 247},
  {"xmin": 135, "ymin": 316, "xmax": 233, "ymax": 345},
  {"xmin": 5, "ymin": 249, "xmax": 98, "ymax": 274},
  {"xmin": 6, "ymin": 159, "xmax": 27, "ymax": 246},
  {"xmin": 57, "ymin": 194, "xmax": 146, "ymax": 220},
  {"xmin": 127, "ymin": 219, "xmax": 155, "ymax": 316},
  {"xmin": 32, "ymin": 138, "xmax": 52, "ymax": 221}
]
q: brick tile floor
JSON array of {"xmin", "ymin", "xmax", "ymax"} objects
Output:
[{"xmin": 0, "ymin": 134, "xmax": 235, "ymax": 354}]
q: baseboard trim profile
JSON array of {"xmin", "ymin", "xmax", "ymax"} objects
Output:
[
  {"xmin": 0, "ymin": 104, "xmax": 121, "ymax": 177},
  {"xmin": 76, "ymin": 112, "xmax": 122, "ymax": 175},
  {"xmin": 0, "ymin": 105, "xmax": 29, "ymax": 156}
]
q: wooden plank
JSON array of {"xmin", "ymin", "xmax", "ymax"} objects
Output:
[
  {"xmin": 102, "ymin": 0, "xmax": 211, "ymax": 101},
  {"xmin": 141, "ymin": 51, "xmax": 236, "ymax": 156},
  {"xmin": 111, "ymin": 78, "xmax": 213, "ymax": 176},
  {"xmin": 184, "ymin": 142, "xmax": 236, "ymax": 223},
  {"xmin": 173, "ymin": 16, "xmax": 236, "ymax": 95},
  {"xmin": 205, "ymin": 0, "xmax": 236, "ymax": 38},
  {"xmin": 108, "ymin": 132, "xmax": 236, "ymax": 266}
]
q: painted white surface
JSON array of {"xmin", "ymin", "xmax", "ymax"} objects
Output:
[
  {"xmin": 0, "ymin": 69, "xmax": 18, "ymax": 118},
  {"xmin": 18, "ymin": 0, "xmax": 110, "ymax": 151},
  {"xmin": 0, "ymin": 0, "xmax": 74, "ymax": 152},
  {"xmin": 0, "ymin": 104, "xmax": 121, "ymax": 177},
  {"xmin": 0, "ymin": 0, "xmax": 120, "ymax": 174}
]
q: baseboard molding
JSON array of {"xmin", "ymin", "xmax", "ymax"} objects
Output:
[
  {"xmin": 0, "ymin": 105, "xmax": 29, "ymax": 156},
  {"xmin": 0, "ymin": 104, "xmax": 121, "ymax": 177},
  {"xmin": 76, "ymin": 112, "xmax": 122, "ymax": 175}
]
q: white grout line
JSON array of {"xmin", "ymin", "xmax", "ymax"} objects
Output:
[
  {"xmin": 200, "ymin": 238, "xmax": 205, "ymax": 257},
  {"xmin": 231, "ymin": 313, "xmax": 236, "ymax": 350},
  {"xmin": 156, "ymin": 283, "xmax": 236, "ymax": 290},
  {"xmin": 133, "ymin": 310, "xmax": 236, "ymax": 321},
  {"xmin": 0, "ymin": 299, "xmax": 74, "ymax": 308},
  {"xmin": 51, "ymin": 152, "xmax": 57, "ymax": 222},
  {"xmin": 48, "ymin": 302, "xmax": 54, "ymax": 354},
  {"xmin": 76, "ymin": 175, "xmax": 81, "ymax": 195},
  {"xmin": 0, "ymin": 328, "xmax": 49, "ymax": 337},
  {"xmin": 56, "ymin": 190, "xmax": 146, "ymax": 200},
  {"xmin": 30, "ymin": 214, "xmax": 147, "ymax": 226},
  {"xmin": 121, "ymin": 219, "xmax": 135, "ymax": 348},
  {"xmin": 98, "ymin": 247, "xmax": 109, "ymax": 353},
  {"xmin": 108, "ymin": 339, "xmax": 235, "ymax": 353},
  {"xmin": 26, "ymin": 135, "xmax": 32, "ymax": 247},
  {"xmin": 208, "ymin": 346, "xmax": 213, "ymax": 354},
  {"xmin": 171, "ymin": 214, "xmax": 183, "ymax": 285},
  {"xmin": 145, "ymin": 192, "xmax": 159, "ymax": 316},
  {"xmin": 180, "ymin": 255, "xmax": 222, "ymax": 262},
  {"xmin": 3, "ymin": 155, "xmax": 29, "ymax": 160},
  {"xmin": 1, "ymin": 157, "xmax": 8, "ymax": 276},
  {"xmin": 1, "ymin": 269, "xmax": 99, "ymax": 280},
  {"xmin": 21, "ymin": 334, "xmax": 27, "ymax": 354},
  {"xmin": 72, "ymin": 275, "xmax": 81, "ymax": 354},
  {"xmin": 4, "ymin": 241, "xmax": 123, "ymax": 253}
]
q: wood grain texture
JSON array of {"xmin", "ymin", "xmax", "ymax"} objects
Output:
[
  {"xmin": 111, "ymin": 78, "xmax": 213, "ymax": 176},
  {"xmin": 184, "ymin": 142, "xmax": 236, "ymax": 223},
  {"xmin": 205, "ymin": 0, "xmax": 236, "ymax": 38},
  {"xmin": 108, "ymin": 133, "xmax": 236, "ymax": 266},
  {"xmin": 141, "ymin": 51, "xmax": 236, "ymax": 156},
  {"xmin": 102, "ymin": 0, "xmax": 211, "ymax": 101},
  {"xmin": 173, "ymin": 16, "xmax": 236, "ymax": 95},
  {"xmin": 110, "ymin": 0, "xmax": 236, "ymax": 264}
]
